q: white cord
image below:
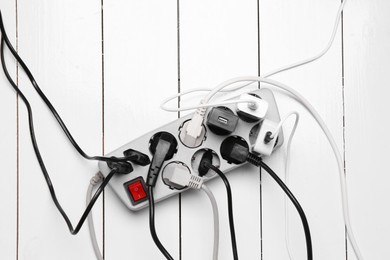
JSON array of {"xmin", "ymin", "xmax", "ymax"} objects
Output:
[
  {"xmin": 160, "ymin": 82, "xmax": 256, "ymax": 113},
  {"xmin": 163, "ymin": 98, "xmax": 256, "ymax": 112},
  {"xmin": 158, "ymin": 1, "xmax": 358, "ymax": 258},
  {"xmin": 261, "ymin": 0, "xmax": 348, "ymax": 78},
  {"xmin": 198, "ymin": 76, "xmax": 363, "ymax": 260},
  {"xmin": 161, "ymin": 167, "xmax": 219, "ymax": 259},
  {"xmin": 160, "ymin": 0, "xmax": 348, "ymax": 114},
  {"xmin": 201, "ymin": 184, "xmax": 219, "ymax": 260},
  {"xmin": 277, "ymin": 112, "xmax": 300, "ymax": 260},
  {"xmin": 87, "ymin": 173, "xmax": 104, "ymax": 260},
  {"xmin": 270, "ymin": 111, "xmax": 300, "ymax": 139}
]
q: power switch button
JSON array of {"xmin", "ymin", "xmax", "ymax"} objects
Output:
[{"xmin": 124, "ymin": 177, "xmax": 148, "ymax": 205}]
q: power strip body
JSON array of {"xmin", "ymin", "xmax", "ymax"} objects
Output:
[{"xmin": 98, "ymin": 88, "xmax": 283, "ymax": 211}]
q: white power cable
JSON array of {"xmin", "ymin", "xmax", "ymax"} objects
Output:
[
  {"xmin": 276, "ymin": 112, "xmax": 300, "ymax": 260},
  {"xmin": 262, "ymin": 0, "xmax": 348, "ymax": 78},
  {"xmin": 87, "ymin": 173, "xmax": 104, "ymax": 260},
  {"xmin": 157, "ymin": 1, "xmax": 358, "ymax": 258},
  {"xmin": 160, "ymin": 0, "xmax": 347, "ymax": 114},
  {"xmin": 201, "ymin": 184, "xmax": 220, "ymax": 260},
  {"xmin": 203, "ymin": 0, "xmax": 347, "ymax": 106},
  {"xmin": 202, "ymin": 76, "xmax": 363, "ymax": 260},
  {"xmin": 162, "ymin": 98, "xmax": 256, "ymax": 112},
  {"xmin": 162, "ymin": 168, "xmax": 220, "ymax": 260},
  {"xmin": 160, "ymin": 82, "xmax": 256, "ymax": 113},
  {"xmin": 270, "ymin": 111, "xmax": 300, "ymax": 139}
]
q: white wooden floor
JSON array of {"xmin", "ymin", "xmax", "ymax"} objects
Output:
[{"xmin": 0, "ymin": 0, "xmax": 389, "ymax": 259}]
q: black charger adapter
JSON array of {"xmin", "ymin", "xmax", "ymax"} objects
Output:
[{"xmin": 206, "ymin": 106, "xmax": 239, "ymax": 135}]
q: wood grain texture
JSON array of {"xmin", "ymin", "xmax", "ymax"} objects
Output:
[
  {"xmin": 179, "ymin": 0, "xmax": 260, "ymax": 259},
  {"xmin": 259, "ymin": 0, "xmax": 346, "ymax": 259},
  {"xmin": 344, "ymin": 0, "xmax": 390, "ymax": 259},
  {"xmin": 0, "ymin": 0, "xmax": 387, "ymax": 259},
  {"xmin": 16, "ymin": 1, "xmax": 103, "ymax": 259},
  {"xmin": 103, "ymin": 0, "xmax": 179, "ymax": 259},
  {"xmin": 0, "ymin": 1, "xmax": 17, "ymax": 259}
]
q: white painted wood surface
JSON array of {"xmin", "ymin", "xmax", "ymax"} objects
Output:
[
  {"xmin": 0, "ymin": 1, "xmax": 17, "ymax": 259},
  {"xmin": 0, "ymin": 0, "xmax": 388, "ymax": 259},
  {"xmin": 260, "ymin": 1, "xmax": 345, "ymax": 259},
  {"xmin": 344, "ymin": 1, "xmax": 390, "ymax": 259}
]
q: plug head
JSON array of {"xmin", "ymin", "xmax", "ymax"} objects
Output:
[
  {"xmin": 198, "ymin": 150, "xmax": 213, "ymax": 177},
  {"xmin": 123, "ymin": 148, "xmax": 150, "ymax": 166},
  {"xmin": 220, "ymin": 136, "xmax": 249, "ymax": 164},
  {"xmin": 107, "ymin": 158, "xmax": 133, "ymax": 174},
  {"xmin": 237, "ymin": 93, "xmax": 269, "ymax": 122},
  {"xmin": 149, "ymin": 132, "xmax": 178, "ymax": 160}
]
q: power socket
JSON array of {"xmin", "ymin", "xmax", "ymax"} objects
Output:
[{"xmin": 98, "ymin": 88, "xmax": 284, "ymax": 211}]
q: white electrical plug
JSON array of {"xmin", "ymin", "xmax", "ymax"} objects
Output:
[
  {"xmin": 236, "ymin": 93, "xmax": 269, "ymax": 122},
  {"xmin": 163, "ymin": 163, "xmax": 204, "ymax": 190},
  {"xmin": 253, "ymin": 118, "xmax": 278, "ymax": 156},
  {"xmin": 182, "ymin": 104, "xmax": 207, "ymax": 147}
]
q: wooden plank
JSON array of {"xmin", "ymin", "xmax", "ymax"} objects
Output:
[
  {"xmin": 0, "ymin": 1, "xmax": 17, "ymax": 259},
  {"xmin": 103, "ymin": 0, "xmax": 179, "ymax": 259},
  {"xmin": 344, "ymin": 0, "xmax": 390, "ymax": 259},
  {"xmin": 259, "ymin": 0, "xmax": 346, "ymax": 259},
  {"xmin": 17, "ymin": 1, "xmax": 103, "ymax": 259},
  {"xmin": 179, "ymin": 0, "xmax": 260, "ymax": 259}
]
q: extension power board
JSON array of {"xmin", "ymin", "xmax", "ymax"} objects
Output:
[{"xmin": 98, "ymin": 88, "xmax": 284, "ymax": 211}]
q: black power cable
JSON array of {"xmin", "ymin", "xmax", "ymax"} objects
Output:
[
  {"xmin": 0, "ymin": 37, "xmax": 117, "ymax": 235},
  {"xmin": 0, "ymin": 11, "xmax": 130, "ymax": 164},
  {"xmin": 146, "ymin": 133, "xmax": 177, "ymax": 260},
  {"xmin": 148, "ymin": 186, "xmax": 174, "ymax": 260},
  {"xmin": 219, "ymin": 136, "xmax": 313, "ymax": 260},
  {"xmin": 204, "ymin": 163, "xmax": 239, "ymax": 260},
  {"xmin": 259, "ymin": 160, "xmax": 313, "ymax": 260},
  {"xmin": 1, "ymin": 36, "xmax": 118, "ymax": 234},
  {"xmin": 0, "ymin": 11, "xmax": 128, "ymax": 235}
]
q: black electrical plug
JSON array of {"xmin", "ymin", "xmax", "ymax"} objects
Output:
[
  {"xmin": 147, "ymin": 132, "xmax": 178, "ymax": 187},
  {"xmin": 198, "ymin": 150, "xmax": 213, "ymax": 177},
  {"xmin": 206, "ymin": 107, "xmax": 239, "ymax": 135},
  {"xmin": 123, "ymin": 148, "xmax": 151, "ymax": 166},
  {"xmin": 220, "ymin": 136, "xmax": 262, "ymax": 167},
  {"xmin": 107, "ymin": 157, "xmax": 133, "ymax": 174}
]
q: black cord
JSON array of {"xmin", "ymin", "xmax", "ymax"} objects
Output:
[
  {"xmin": 0, "ymin": 11, "xmax": 129, "ymax": 163},
  {"xmin": 259, "ymin": 160, "xmax": 313, "ymax": 260},
  {"xmin": 0, "ymin": 28, "xmax": 118, "ymax": 235},
  {"xmin": 204, "ymin": 163, "xmax": 239, "ymax": 260},
  {"xmin": 147, "ymin": 186, "xmax": 174, "ymax": 260}
]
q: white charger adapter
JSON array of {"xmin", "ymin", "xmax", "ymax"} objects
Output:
[
  {"xmin": 253, "ymin": 118, "xmax": 278, "ymax": 156},
  {"xmin": 236, "ymin": 93, "xmax": 269, "ymax": 122}
]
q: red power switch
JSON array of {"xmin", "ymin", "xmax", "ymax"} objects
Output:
[{"xmin": 126, "ymin": 178, "xmax": 148, "ymax": 205}]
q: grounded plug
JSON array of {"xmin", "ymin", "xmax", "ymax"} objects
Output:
[
  {"xmin": 163, "ymin": 163, "xmax": 204, "ymax": 190},
  {"xmin": 182, "ymin": 104, "xmax": 207, "ymax": 147},
  {"xmin": 147, "ymin": 132, "xmax": 178, "ymax": 187},
  {"xmin": 220, "ymin": 136, "xmax": 262, "ymax": 167},
  {"xmin": 198, "ymin": 150, "xmax": 214, "ymax": 177}
]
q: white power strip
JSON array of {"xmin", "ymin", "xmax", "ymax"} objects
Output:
[{"xmin": 99, "ymin": 88, "xmax": 283, "ymax": 211}]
